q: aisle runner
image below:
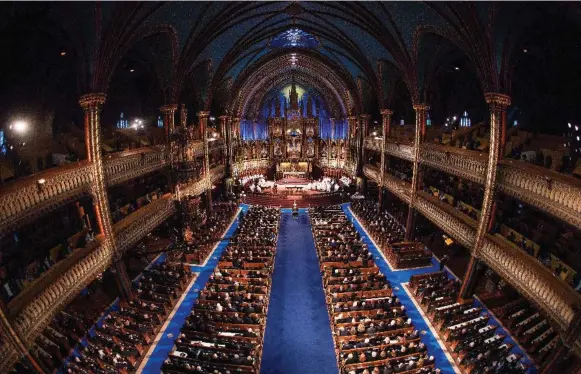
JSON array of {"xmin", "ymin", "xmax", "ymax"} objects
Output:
[
  {"xmin": 138, "ymin": 205, "xmax": 248, "ymax": 373},
  {"xmin": 342, "ymin": 204, "xmax": 459, "ymax": 374},
  {"xmin": 261, "ymin": 210, "xmax": 338, "ymax": 374}
]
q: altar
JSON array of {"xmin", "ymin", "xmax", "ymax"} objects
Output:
[{"xmin": 282, "ymin": 171, "xmax": 306, "ymax": 178}]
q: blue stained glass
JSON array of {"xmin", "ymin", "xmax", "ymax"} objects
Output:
[{"xmin": 269, "ymin": 29, "xmax": 321, "ymax": 49}]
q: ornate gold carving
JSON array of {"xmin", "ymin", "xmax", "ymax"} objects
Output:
[
  {"xmin": 114, "ymin": 195, "xmax": 176, "ymax": 253},
  {"xmin": 484, "ymin": 92, "xmax": 511, "ymax": 109},
  {"xmin": 498, "ymin": 161, "xmax": 581, "ymax": 230},
  {"xmin": 380, "ymin": 109, "xmax": 394, "ymax": 115},
  {"xmin": 78, "ymin": 92, "xmax": 106, "ymax": 109},
  {"xmin": 13, "ymin": 239, "xmax": 112, "ymax": 347},
  {"xmin": 419, "ymin": 144, "xmax": 486, "ymax": 184},
  {"xmin": 104, "ymin": 146, "xmax": 169, "ymax": 186},
  {"xmin": 0, "ymin": 162, "xmax": 95, "ymax": 234}
]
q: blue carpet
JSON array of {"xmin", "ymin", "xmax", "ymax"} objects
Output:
[
  {"xmin": 140, "ymin": 205, "xmax": 248, "ymax": 373},
  {"xmin": 342, "ymin": 203, "xmax": 537, "ymax": 374},
  {"xmin": 342, "ymin": 204, "xmax": 456, "ymax": 374},
  {"xmin": 261, "ymin": 210, "xmax": 338, "ymax": 374}
]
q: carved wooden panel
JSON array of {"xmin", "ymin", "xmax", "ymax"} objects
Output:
[
  {"xmin": 364, "ymin": 137, "xmax": 415, "ymax": 161},
  {"xmin": 0, "ymin": 162, "xmax": 94, "ymax": 234},
  {"xmin": 419, "ymin": 144, "xmax": 487, "ymax": 184},
  {"xmin": 480, "ymin": 234, "xmax": 579, "ymax": 329},
  {"xmin": 498, "ymin": 160, "xmax": 581, "ymax": 230},
  {"xmin": 414, "ymin": 192, "xmax": 477, "ymax": 250},
  {"xmin": 383, "ymin": 173, "xmax": 412, "ymax": 205},
  {"xmin": 13, "ymin": 238, "xmax": 112, "ymax": 346},
  {"xmin": 0, "ymin": 344, "xmax": 17, "ymax": 374},
  {"xmin": 114, "ymin": 195, "xmax": 176, "ymax": 254},
  {"xmin": 104, "ymin": 146, "xmax": 169, "ymax": 186},
  {"xmin": 210, "ymin": 165, "xmax": 226, "ymax": 184}
]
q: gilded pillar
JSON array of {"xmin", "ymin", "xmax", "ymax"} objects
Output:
[
  {"xmin": 459, "ymin": 93, "xmax": 510, "ymax": 300},
  {"xmin": 357, "ymin": 114, "xmax": 370, "ymax": 178},
  {"xmin": 0, "ymin": 306, "xmax": 45, "ymax": 373},
  {"xmin": 406, "ymin": 103, "xmax": 429, "ymax": 241},
  {"xmin": 198, "ymin": 111, "xmax": 212, "ymax": 214},
  {"xmin": 79, "ymin": 93, "xmax": 115, "ymax": 243},
  {"xmin": 160, "ymin": 104, "xmax": 178, "ymax": 140},
  {"xmin": 80, "ymin": 93, "xmax": 130, "ymax": 298},
  {"xmin": 180, "ymin": 104, "xmax": 188, "ymax": 128},
  {"xmin": 379, "ymin": 109, "xmax": 393, "ymax": 210}
]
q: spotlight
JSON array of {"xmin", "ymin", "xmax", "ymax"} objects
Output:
[
  {"xmin": 454, "ymin": 67, "xmax": 459, "ymax": 71},
  {"xmin": 60, "ymin": 51, "xmax": 66, "ymax": 56},
  {"xmin": 568, "ymin": 123, "xmax": 572, "ymax": 128},
  {"xmin": 523, "ymin": 48, "xmax": 528, "ymax": 53},
  {"xmin": 129, "ymin": 68, "xmax": 135, "ymax": 73},
  {"xmin": 11, "ymin": 120, "xmax": 28, "ymax": 134}
]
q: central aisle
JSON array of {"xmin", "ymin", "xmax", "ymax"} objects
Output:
[{"xmin": 261, "ymin": 210, "xmax": 338, "ymax": 374}]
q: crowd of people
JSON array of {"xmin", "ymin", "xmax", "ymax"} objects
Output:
[
  {"xmin": 162, "ymin": 206, "xmax": 280, "ymax": 374},
  {"xmin": 494, "ymin": 298, "xmax": 561, "ymax": 367},
  {"xmin": 63, "ymin": 262, "xmax": 193, "ymax": 373},
  {"xmin": 182, "ymin": 202, "xmax": 239, "ymax": 264},
  {"xmin": 306, "ymin": 176, "xmax": 343, "ymax": 192},
  {"xmin": 350, "ymin": 201, "xmax": 432, "ymax": 269},
  {"xmin": 310, "ymin": 205, "xmax": 439, "ymax": 374},
  {"xmin": 409, "ymin": 272, "xmax": 531, "ymax": 373}
]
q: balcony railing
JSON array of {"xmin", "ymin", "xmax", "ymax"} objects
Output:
[
  {"xmin": 363, "ymin": 164, "xmax": 411, "ymax": 204},
  {"xmin": 0, "ymin": 343, "xmax": 17, "ymax": 374},
  {"xmin": 419, "ymin": 144, "xmax": 487, "ymax": 185},
  {"xmin": 12, "ymin": 237, "xmax": 112, "ymax": 346},
  {"xmin": 0, "ymin": 161, "xmax": 94, "ymax": 235},
  {"xmin": 415, "ymin": 191, "xmax": 478, "ymax": 250},
  {"xmin": 364, "ymin": 137, "xmax": 415, "ymax": 161},
  {"xmin": 498, "ymin": 160, "xmax": 581, "ymax": 231},
  {"xmin": 113, "ymin": 194, "xmax": 176, "ymax": 254},
  {"xmin": 366, "ymin": 141, "xmax": 581, "ymax": 228},
  {"xmin": 104, "ymin": 146, "xmax": 169, "ymax": 186},
  {"xmin": 376, "ymin": 175, "xmax": 581, "ymax": 337},
  {"xmin": 210, "ymin": 165, "xmax": 226, "ymax": 184}
]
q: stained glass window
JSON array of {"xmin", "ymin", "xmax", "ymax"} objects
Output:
[{"xmin": 269, "ymin": 29, "xmax": 320, "ymax": 49}]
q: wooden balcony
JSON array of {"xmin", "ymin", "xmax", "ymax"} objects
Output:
[
  {"xmin": 363, "ymin": 164, "xmax": 411, "ymax": 204},
  {"xmin": 419, "ymin": 144, "xmax": 487, "ymax": 184},
  {"xmin": 210, "ymin": 165, "xmax": 226, "ymax": 184},
  {"xmin": 365, "ymin": 141, "xmax": 581, "ymax": 229},
  {"xmin": 498, "ymin": 159, "xmax": 581, "ymax": 230},
  {"xmin": 376, "ymin": 171, "xmax": 581, "ymax": 340},
  {"xmin": 103, "ymin": 146, "xmax": 169, "ymax": 186},
  {"xmin": 364, "ymin": 137, "xmax": 415, "ymax": 161},
  {"xmin": 113, "ymin": 194, "xmax": 176, "ymax": 254},
  {"xmin": 11, "ymin": 237, "xmax": 112, "ymax": 346},
  {"xmin": 0, "ymin": 161, "xmax": 94, "ymax": 235}
]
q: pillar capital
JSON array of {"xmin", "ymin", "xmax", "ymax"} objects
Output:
[
  {"xmin": 380, "ymin": 109, "xmax": 394, "ymax": 116},
  {"xmin": 197, "ymin": 111, "xmax": 211, "ymax": 118},
  {"xmin": 484, "ymin": 92, "xmax": 511, "ymax": 109},
  {"xmin": 412, "ymin": 103, "xmax": 430, "ymax": 112},
  {"xmin": 358, "ymin": 114, "xmax": 371, "ymax": 120},
  {"xmin": 160, "ymin": 104, "xmax": 178, "ymax": 113},
  {"xmin": 219, "ymin": 115, "xmax": 230, "ymax": 120},
  {"xmin": 79, "ymin": 92, "xmax": 106, "ymax": 110}
]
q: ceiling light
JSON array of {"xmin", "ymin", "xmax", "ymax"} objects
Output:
[
  {"xmin": 523, "ymin": 48, "xmax": 528, "ymax": 53},
  {"xmin": 11, "ymin": 120, "xmax": 28, "ymax": 134},
  {"xmin": 60, "ymin": 51, "xmax": 66, "ymax": 56},
  {"xmin": 568, "ymin": 123, "xmax": 572, "ymax": 128},
  {"xmin": 129, "ymin": 69, "xmax": 135, "ymax": 73},
  {"xmin": 454, "ymin": 67, "xmax": 459, "ymax": 71}
]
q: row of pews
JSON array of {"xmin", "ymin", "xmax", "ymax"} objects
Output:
[
  {"xmin": 350, "ymin": 201, "xmax": 432, "ymax": 270},
  {"xmin": 495, "ymin": 298, "xmax": 562, "ymax": 369},
  {"xmin": 310, "ymin": 205, "xmax": 439, "ymax": 374},
  {"xmin": 181, "ymin": 202, "xmax": 239, "ymax": 264},
  {"xmin": 63, "ymin": 262, "xmax": 193, "ymax": 374},
  {"xmin": 409, "ymin": 272, "xmax": 530, "ymax": 373},
  {"xmin": 162, "ymin": 206, "xmax": 280, "ymax": 374}
]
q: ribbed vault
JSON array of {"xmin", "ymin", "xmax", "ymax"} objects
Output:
[{"xmin": 229, "ymin": 50, "xmax": 361, "ymax": 119}]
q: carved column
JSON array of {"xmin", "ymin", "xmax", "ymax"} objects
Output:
[
  {"xmin": 379, "ymin": 109, "xmax": 393, "ymax": 210},
  {"xmin": 112, "ymin": 256, "xmax": 133, "ymax": 300},
  {"xmin": 459, "ymin": 94, "xmax": 511, "ymax": 299},
  {"xmin": 457, "ymin": 257, "xmax": 485, "ymax": 301},
  {"xmin": 160, "ymin": 104, "xmax": 178, "ymax": 140},
  {"xmin": 198, "ymin": 111, "xmax": 212, "ymax": 214},
  {"xmin": 180, "ymin": 104, "xmax": 188, "ymax": 128},
  {"xmin": 347, "ymin": 116, "xmax": 358, "ymax": 168},
  {"xmin": 0, "ymin": 306, "xmax": 45, "ymax": 373},
  {"xmin": 406, "ymin": 103, "xmax": 429, "ymax": 241},
  {"xmin": 80, "ymin": 93, "xmax": 116, "ymax": 248},
  {"xmin": 357, "ymin": 114, "xmax": 370, "ymax": 176}
]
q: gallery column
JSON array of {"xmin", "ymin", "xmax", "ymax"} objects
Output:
[
  {"xmin": 198, "ymin": 111, "xmax": 212, "ymax": 214},
  {"xmin": 459, "ymin": 93, "xmax": 510, "ymax": 300},
  {"xmin": 405, "ymin": 103, "xmax": 429, "ymax": 241},
  {"xmin": 379, "ymin": 109, "xmax": 393, "ymax": 210}
]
